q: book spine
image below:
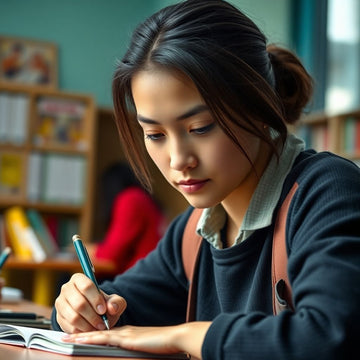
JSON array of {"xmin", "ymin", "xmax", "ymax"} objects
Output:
[
  {"xmin": 355, "ymin": 118, "xmax": 360, "ymax": 155},
  {"xmin": 26, "ymin": 152, "xmax": 43, "ymax": 202},
  {"xmin": 0, "ymin": 92, "xmax": 10, "ymax": 143},
  {"xmin": 4, "ymin": 206, "xmax": 47, "ymax": 262},
  {"xmin": 4, "ymin": 207, "xmax": 33, "ymax": 260},
  {"xmin": 344, "ymin": 117, "xmax": 356, "ymax": 154},
  {"xmin": 0, "ymin": 214, "xmax": 10, "ymax": 251},
  {"xmin": 0, "ymin": 151, "xmax": 24, "ymax": 198},
  {"xmin": 26, "ymin": 209, "xmax": 59, "ymax": 257},
  {"xmin": 9, "ymin": 94, "xmax": 29, "ymax": 145}
]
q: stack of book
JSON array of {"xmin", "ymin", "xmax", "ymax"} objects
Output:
[{"xmin": 1, "ymin": 206, "xmax": 69, "ymax": 262}]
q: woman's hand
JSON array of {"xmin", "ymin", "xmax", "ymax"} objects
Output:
[
  {"xmin": 62, "ymin": 321, "xmax": 211, "ymax": 359},
  {"xmin": 55, "ymin": 273, "xmax": 127, "ymax": 333}
]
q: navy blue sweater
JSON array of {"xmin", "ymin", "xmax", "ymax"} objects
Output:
[{"xmin": 52, "ymin": 150, "xmax": 360, "ymax": 360}]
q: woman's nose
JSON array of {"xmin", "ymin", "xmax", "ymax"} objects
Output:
[{"xmin": 169, "ymin": 139, "xmax": 197, "ymax": 171}]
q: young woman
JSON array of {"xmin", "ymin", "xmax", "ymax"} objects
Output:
[{"xmin": 52, "ymin": 1, "xmax": 360, "ymax": 359}]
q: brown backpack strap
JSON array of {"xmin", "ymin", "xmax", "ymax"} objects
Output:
[
  {"xmin": 182, "ymin": 208, "xmax": 203, "ymax": 322},
  {"xmin": 183, "ymin": 182, "xmax": 298, "ymax": 320},
  {"xmin": 272, "ymin": 182, "xmax": 298, "ymax": 314}
]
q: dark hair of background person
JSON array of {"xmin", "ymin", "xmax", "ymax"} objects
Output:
[
  {"xmin": 101, "ymin": 162, "xmax": 142, "ymax": 227},
  {"xmin": 112, "ymin": 0, "xmax": 313, "ymax": 192}
]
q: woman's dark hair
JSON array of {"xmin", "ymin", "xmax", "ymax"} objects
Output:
[
  {"xmin": 101, "ymin": 162, "xmax": 141, "ymax": 225},
  {"xmin": 112, "ymin": 0, "xmax": 313, "ymax": 192}
]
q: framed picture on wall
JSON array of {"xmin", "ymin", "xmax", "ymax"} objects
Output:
[{"xmin": 0, "ymin": 36, "xmax": 58, "ymax": 88}]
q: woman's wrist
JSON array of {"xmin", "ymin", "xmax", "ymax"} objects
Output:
[{"xmin": 174, "ymin": 321, "xmax": 211, "ymax": 359}]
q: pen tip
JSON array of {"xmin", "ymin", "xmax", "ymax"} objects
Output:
[
  {"xmin": 104, "ymin": 318, "xmax": 110, "ymax": 330},
  {"xmin": 72, "ymin": 234, "xmax": 80, "ymax": 242}
]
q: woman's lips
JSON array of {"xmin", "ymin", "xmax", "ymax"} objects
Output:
[{"xmin": 177, "ymin": 179, "xmax": 209, "ymax": 193}]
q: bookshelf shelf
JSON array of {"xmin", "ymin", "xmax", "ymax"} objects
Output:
[
  {"xmin": 3, "ymin": 256, "xmax": 115, "ymax": 305},
  {"xmin": 0, "ymin": 202, "xmax": 83, "ymax": 215}
]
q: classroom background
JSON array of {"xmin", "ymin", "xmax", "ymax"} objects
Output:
[{"xmin": 0, "ymin": 0, "xmax": 359, "ymax": 305}]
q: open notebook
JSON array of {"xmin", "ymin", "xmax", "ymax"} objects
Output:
[{"xmin": 0, "ymin": 324, "xmax": 189, "ymax": 359}]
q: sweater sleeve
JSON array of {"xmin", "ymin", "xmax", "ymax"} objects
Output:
[{"xmin": 202, "ymin": 154, "xmax": 360, "ymax": 360}]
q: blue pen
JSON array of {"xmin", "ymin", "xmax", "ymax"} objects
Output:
[
  {"xmin": 0, "ymin": 247, "xmax": 11, "ymax": 271},
  {"xmin": 72, "ymin": 234, "xmax": 110, "ymax": 330}
]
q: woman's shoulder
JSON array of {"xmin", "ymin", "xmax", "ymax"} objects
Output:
[
  {"xmin": 289, "ymin": 149, "xmax": 360, "ymax": 184},
  {"xmin": 279, "ymin": 149, "xmax": 360, "ymax": 213}
]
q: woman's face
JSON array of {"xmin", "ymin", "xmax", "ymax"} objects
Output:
[{"xmin": 131, "ymin": 68, "xmax": 267, "ymax": 209}]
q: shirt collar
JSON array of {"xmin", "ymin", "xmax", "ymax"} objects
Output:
[{"xmin": 197, "ymin": 133, "xmax": 305, "ymax": 249}]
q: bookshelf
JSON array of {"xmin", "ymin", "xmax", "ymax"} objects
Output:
[
  {"xmin": 0, "ymin": 87, "xmax": 186, "ymax": 306},
  {"xmin": 0, "ymin": 93, "xmax": 188, "ymax": 250},
  {"xmin": 0, "ymin": 82, "xmax": 96, "ymax": 248},
  {"xmin": 295, "ymin": 109, "xmax": 360, "ymax": 165}
]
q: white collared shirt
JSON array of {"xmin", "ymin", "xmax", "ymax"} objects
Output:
[{"xmin": 196, "ymin": 133, "xmax": 305, "ymax": 249}]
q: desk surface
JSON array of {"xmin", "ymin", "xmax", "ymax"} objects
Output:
[
  {"xmin": 1, "ymin": 299, "xmax": 52, "ymax": 318},
  {"xmin": 0, "ymin": 300, "xmax": 170, "ymax": 360},
  {"xmin": 0, "ymin": 344, "xmax": 155, "ymax": 360}
]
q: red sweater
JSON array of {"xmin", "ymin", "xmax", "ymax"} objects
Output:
[{"xmin": 95, "ymin": 186, "xmax": 167, "ymax": 274}]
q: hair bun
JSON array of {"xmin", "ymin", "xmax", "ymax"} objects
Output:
[{"xmin": 267, "ymin": 44, "xmax": 313, "ymax": 124}]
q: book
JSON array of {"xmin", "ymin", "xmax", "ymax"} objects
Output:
[
  {"xmin": 0, "ymin": 151, "xmax": 25, "ymax": 199},
  {"xmin": 42, "ymin": 153, "xmax": 86, "ymax": 205},
  {"xmin": 8, "ymin": 94, "xmax": 29, "ymax": 145},
  {"xmin": 56, "ymin": 217, "xmax": 80, "ymax": 252},
  {"xmin": 0, "ymin": 92, "xmax": 10, "ymax": 143},
  {"xmin": 33, "ymin": 96, "xmax": 87, "ymax": 150},
  {"xmin": 343, "ymin": 116, "xmax": 356, "ymax": 154},
  {"xmin": 3, "ymin": 207, "xmax": 32, "ymax": 260},
  {"xmin": 4, "ymin": 206, "xmax": 47, "ymax": 262},
  {"xmin": 26, "ymin": 152, "xmax": 43, "ymax": 202},
  {"xmin": 26, "ymin": 209, "xmax": 59, "ymax": 257},
  {"xmin": 0, "ymin": 287, "xmax": 23, "ymax": 304},
  {"xmin": 0, "ymin": 324, "xmax": 189, "ymax": 359},
  {"xmin": 0, "ymin": 215, "xmax": 8, "ymax": 251},
  {"xmin": 0, "ymin": 310, "xmax": 50, "ymax": 329},
  {"xmin": 355, "ymin": 118, "xmax": 360, "ymax": 154}
]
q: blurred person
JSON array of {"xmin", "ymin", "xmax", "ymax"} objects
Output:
[{"xmin": 87, "ymin": 162, "xmax": 167, "ymax": 275}]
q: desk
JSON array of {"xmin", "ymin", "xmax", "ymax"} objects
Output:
[
  {"xmin": 0, "ymin": 344, "xmax": 154, "ymax": 360},
  {"xmin": 0, "ymin": 300, "xmax": 168, "ymax": 360},
  {"xmin": 3, "ymin": 257, "xmax": 115, "ymax": 306}
]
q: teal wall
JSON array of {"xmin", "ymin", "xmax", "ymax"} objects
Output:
[
  {"xmin": 229, "ymin": 0, "xmax": 291, "ymax": 46},
  {"xmin": 0, "ymin": 0, "xmax": 290, "ymax": 107}
]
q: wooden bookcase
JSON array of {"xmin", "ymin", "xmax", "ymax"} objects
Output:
[
  {"xmin": 0, "ymin": 82, "xmax": 96, "ymax": 245},
  {"xmin": 295, "ymin": 109, "xmax": 360, "ymax": 164}
]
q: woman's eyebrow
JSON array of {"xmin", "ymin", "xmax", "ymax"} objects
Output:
[
  {"xmin": 137, "ymin": 115, "xmax": 158, "ymax": 124},
  {"xmin": 137, "ymin": 104, "xmax": 209, "ymax": 124},
  {"xmin": 176, "ymin": 104, "xmax": 209, "ymax": 120}
]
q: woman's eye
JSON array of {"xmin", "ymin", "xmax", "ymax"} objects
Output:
[
  {"xmin": 191, "ymin": 123, "xmax": 216, "ymax": 135},
  {"xmin": 145, "ymin": 133, "xmax": 164, "ymax": 141}
]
